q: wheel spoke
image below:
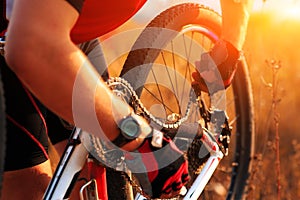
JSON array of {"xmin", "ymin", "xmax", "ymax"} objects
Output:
[{"xmin": 120, "ymin": 4, "xmax": 254, "ymax": 199}]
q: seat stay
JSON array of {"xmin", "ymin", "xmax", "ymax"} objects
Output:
[{"xmin": 183, "ymin": 128, "xmax": 224, "ymax": 200}]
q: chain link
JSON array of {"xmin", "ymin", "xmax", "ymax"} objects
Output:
[
  {"xmin": 107, "ymin": 77, "xmax": 195, "ymax": 199},
  {"xmin": 106, "ymin": 77, "xmax": 195, "ymax": 129},
  {"xmin": 106, "ymin": 76, "xmax": 231, "ymax": 154}
]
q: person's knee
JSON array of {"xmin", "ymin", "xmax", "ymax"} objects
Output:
[{"xmin": 2, "ymin": 160, "xmax": 52, "ymax": 200}]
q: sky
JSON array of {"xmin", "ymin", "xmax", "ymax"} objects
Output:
[
  {"xmin": 132, "ymin": 0, "xmax": 300, "ymax": 25},
  {"xmin": 252, "ymin": 0, "xmax": 300, "ymax": 20},
  {"xmin": 252, "ymin": 0, "xmax": 300, "ymax": 11}
]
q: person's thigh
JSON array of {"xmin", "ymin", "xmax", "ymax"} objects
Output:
[
  {"xmin": 1, "ymin": 55, "xmax": 52, "ymax": 199},
  {"xmin": 2, "ymin": 160, "xmax": 52, "ymax": 200},
  {"xmin": 1, "ymin": 56, "xmax": 49, "ymax": 171}
]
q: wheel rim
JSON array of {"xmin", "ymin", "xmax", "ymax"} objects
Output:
[{"xmin": 134, "ymin": 24, "xmax": 248, "ymax": 199}]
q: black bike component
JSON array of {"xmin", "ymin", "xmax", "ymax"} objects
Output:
[{"xmin": 120, "ymin": 3, "xmax": 255, "ymax": 200}]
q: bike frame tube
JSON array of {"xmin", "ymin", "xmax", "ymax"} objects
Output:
[
  {"xmin": 78, "ymin": 159, "xmax": 108, "ymax": 200},
  {"xmin": 86, "ymin": 158, "xmax": 108, "ymax": 200},
  {"xmin": 43, "ymin": 128, "xmax": 89, "ymax": 200},
  {"xmin": 183, "ymin": 129, "xmax": 224, "ymax": 200}
]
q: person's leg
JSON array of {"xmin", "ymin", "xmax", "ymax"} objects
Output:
[
  {"xmin": 2, "ymin": 161, "xmax": 52, "ymax": 200},
  {"xmin": 0, "ymin": 56, "xmax": 52, "ymax": 200},
  {"xmin": 220, "ymin": 0, "xmax": 254, "ymax": 50}
]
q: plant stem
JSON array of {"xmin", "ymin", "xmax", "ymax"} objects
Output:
[{"xmin": 270, "ymin": 60, "xmax": 281, "ymax": 200}]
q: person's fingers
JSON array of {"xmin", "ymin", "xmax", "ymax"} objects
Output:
[
  {"xmin": 172, "ymin": 180, "xmax": 184, "ymax": 191},
  {"xmin": 160, "ymin": 175, "xmax": 189, "ymax": 198},
  {"xmin": 192, "ymin": 71, "xmax": 201, "ymax": 81},
  {"xmin": 160, "ymin": 183, "xmax": 182, "ymax": 199},
  {"xmin": 182, "ymin": 173, "xmax": 189, "ymax": 184},
  {"xmin": 192, "ymin": 73, "xmax": 209, "ymax": 93}
]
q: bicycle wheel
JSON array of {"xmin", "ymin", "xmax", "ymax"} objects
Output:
[
  {"xmin": 120, "ymin": 3, "xmax": 254, "ymax": 200},
  {"xmin": 0, "ymin": 71, "xmax": 6, "ymax": 198}
]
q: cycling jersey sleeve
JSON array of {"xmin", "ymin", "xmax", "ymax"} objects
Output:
[{"xmin": 66, "ymin": 0, "xmax": 84, "ymax": 13}]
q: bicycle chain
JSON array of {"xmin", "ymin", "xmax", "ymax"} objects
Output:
[
  {"xmin": 106, "ymin": 76, "xmax": 195, "ymax": 129},
  {"xmin": 106, "ymin": 77, "xmax": 231, "ymax": 155},
  {"xmin": 106, "ymin": 77, "xmax": 231, "ymax": 198},
  {"xmin": 107, "ymin": 77, "xmax": 194, "ymax": 199}
]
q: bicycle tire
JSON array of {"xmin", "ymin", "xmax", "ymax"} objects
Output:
[
  {"xmin": 120, "ymin": 3, "xmax": 255, "ymax": 200},
  {"xmin": 0, "ymin": 71, "xmax": 6, "ymax": 198}
]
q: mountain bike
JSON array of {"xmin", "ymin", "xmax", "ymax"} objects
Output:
[{"xmin": 0, "ymin": 2, "xmax": 255, "ymax": 200}]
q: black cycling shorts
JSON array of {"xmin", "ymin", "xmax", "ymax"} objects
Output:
[{"xmin": 1, "ymin": 56, "xmax": 72, "ymax": 171}]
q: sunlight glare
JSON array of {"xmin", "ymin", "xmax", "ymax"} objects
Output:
[
  {"xmin": 252, "ymin": 0, "xmax": 300, "ymax": 20},
  {"xmin": 283, "ymin": 6, "xmax": 300, "ymax": 19}
]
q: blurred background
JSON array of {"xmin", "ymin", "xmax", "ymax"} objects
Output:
[
  {"xmin": 243, "ymin": 0, "xmax": 300, "ymax": 198},
  {"xmin": 100, "ymin": 0, "xmax": 300, "ymax": 199}
]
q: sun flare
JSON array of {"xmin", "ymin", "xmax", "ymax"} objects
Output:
[
  {"xmin": 282, "ymin": 6, "xmax": 300, "ymax": 19},
  {"xmin": 252, "ymin": 0, "xmax": 300, "ymax": 20}
]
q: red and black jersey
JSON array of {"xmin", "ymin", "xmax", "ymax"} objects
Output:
[{"xmin": 69, "ymin": 0, "xmax": 147, "ymax": 44}]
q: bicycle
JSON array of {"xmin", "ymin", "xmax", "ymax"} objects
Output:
[{"xmin": 0, "ymin": 2, "xmax": 255, "ymax": 200}]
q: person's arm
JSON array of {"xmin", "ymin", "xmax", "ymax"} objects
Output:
[
  {"xmin": 4, "ymin": 0, "xmax": 146, "ymax": 151},
  {"xmin": 220, "ymin": 0, "xmax": 254, "ymax": 50}
]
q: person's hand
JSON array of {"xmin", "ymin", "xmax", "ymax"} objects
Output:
[
  {"xmin": 124, "ymin": 134, "xmax": 189, "ymax": 199},
  {"xmin": 192, "ymin": 40, "xmax": 241, "ymax": 94}
]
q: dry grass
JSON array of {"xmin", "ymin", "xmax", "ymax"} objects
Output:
[{"xmin": 243, "ymin": 9, "xmax": 300, "ymax": 200}]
